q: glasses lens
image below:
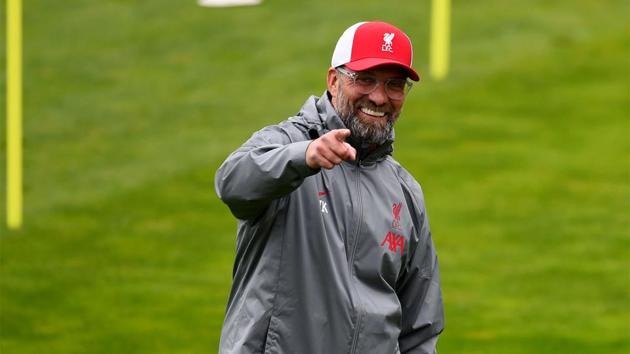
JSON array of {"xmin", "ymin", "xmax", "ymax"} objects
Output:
[
  {"xmin": 353, "ymin": 76, "xmax": 378, "ymax": 94},
  {"xmin": 385, "ymin": 79, "xmax": 413, "ymax": 100}
]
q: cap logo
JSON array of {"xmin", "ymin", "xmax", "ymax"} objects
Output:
[{"xmin": 381, "ymin": 33, "xmax": 395, "ymax": 53}]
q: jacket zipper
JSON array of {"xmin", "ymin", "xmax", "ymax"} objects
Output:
[{"xmin": 349, "ymin": 162, "xmax": 364, "ymax": 354}]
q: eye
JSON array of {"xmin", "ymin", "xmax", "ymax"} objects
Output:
[
  {"xmin": 355, "ymin": 76, "xmax": 377, "ymax": 87},
  {"xmin": 387, "ymin": 79, "xmax": 407, "ymax": 91}
]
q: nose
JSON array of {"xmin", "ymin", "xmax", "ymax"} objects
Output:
[{"xmin": 368, "ymin": 83, "xmax": 389, "ymax": 106}]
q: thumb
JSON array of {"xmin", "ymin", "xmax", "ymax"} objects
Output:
[{"xmin": 332, "ymin": 129, "xmax": 351, "ymax": 142}]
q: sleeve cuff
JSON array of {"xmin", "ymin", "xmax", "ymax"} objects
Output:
[{"xmin": 287, "ymin": 140, "xmax": 320, "ymax": 177}]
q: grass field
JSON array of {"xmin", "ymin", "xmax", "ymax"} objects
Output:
[{"xmin": 1, "ymin": 0, "xmax": 628, "ymax": 353}]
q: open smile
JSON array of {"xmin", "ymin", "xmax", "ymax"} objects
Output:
[{"xmin": 359, "ymin": 107, "xmax": 387, "ymax": 118}]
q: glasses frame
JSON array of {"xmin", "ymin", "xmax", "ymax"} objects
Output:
[{"xmin": 335, "ymin": 66, "xmax": 413, "ymax": 100}]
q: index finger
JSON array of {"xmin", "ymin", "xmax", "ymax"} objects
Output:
[{"xmin": 330, "ymin": 129, "xmax": 351, "ymax": 142}]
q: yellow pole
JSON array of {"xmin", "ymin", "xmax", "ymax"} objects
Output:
[
  {"xmin": 7, "ymin": 0, "xmax": 23, "ymax": 229},
  {"xmin": 430, "ymin": 0, "xmax": 450, "ymax": 80}
]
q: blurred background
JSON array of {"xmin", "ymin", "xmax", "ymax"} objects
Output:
[{"xmin": 0, "ymin": 0, "xmax": 628, "ymax": 353}]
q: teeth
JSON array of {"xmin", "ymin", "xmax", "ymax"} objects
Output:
[{"xmin": 360, "ymin": 107, "xmax": 386, "ymax": 117}]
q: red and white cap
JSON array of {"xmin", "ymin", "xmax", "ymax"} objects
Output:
[{"xmin": 331, "ymin": 21, "xmax": 420, "ymax": 81}]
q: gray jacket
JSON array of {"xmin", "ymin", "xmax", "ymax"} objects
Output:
[{"xmin": 215, "ymin": 92, "xmax": 444, "ymax": 354}]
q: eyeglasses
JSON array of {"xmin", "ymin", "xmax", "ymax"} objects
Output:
[{"xmin": 336, "ymin": 66, "xmax": 413, "ymax": 100}]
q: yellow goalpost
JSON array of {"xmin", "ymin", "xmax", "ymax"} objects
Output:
[{"xmin": 6, "ymin": 0, "xmax": 23, "ymax": 229}]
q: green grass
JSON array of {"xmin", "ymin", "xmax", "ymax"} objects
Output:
[{"xmin": 1, "ymin": 0, "xmax": 628, "ymax": 353}]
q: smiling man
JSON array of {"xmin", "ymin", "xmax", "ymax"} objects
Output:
[{"xmin": 215, "ymin": 21, "xmax": 444, "ymax": 354}]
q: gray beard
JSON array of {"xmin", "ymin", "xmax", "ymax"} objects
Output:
[{"xmin": 334, "ymin": 85, "xmax": 398, "ymax": 146}]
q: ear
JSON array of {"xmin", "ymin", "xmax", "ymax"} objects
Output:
[{"xmin": 327, "ymin": 67, "xmax": 339, "ymax": 102}]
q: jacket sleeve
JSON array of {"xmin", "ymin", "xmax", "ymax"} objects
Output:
[
  {"xmin": 396, "ymin": 178, "xmax": 445, "ymax": 354},
  {"xmin": 215, "ymin": 125, "xmax": 319, "ymax": 220}
]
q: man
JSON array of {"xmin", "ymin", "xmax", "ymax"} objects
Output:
[{"xmin": 215, "ymin": 21, "xmax": 444, "ymax": 354}]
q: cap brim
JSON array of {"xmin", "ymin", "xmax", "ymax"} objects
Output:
[{"xmin": 345, "ymin": 58, "xmax": 420, "ymax": 81}]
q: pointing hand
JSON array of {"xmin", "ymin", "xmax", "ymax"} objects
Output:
[{"xmin": 306, "ymin": 129, "xmax": 357, "ymax": 170}]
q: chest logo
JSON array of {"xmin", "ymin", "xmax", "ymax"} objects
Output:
[
  {"xmin": 381, "ymin": 202, "xmax": 405, "ymax": 255},
  {"xmin": 381, "ymin": 232, "xmax": 405, "ymax": 255},
  {"xmin": 392, "ymin": 202, "xmax": 402, "ymax": 230}
]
